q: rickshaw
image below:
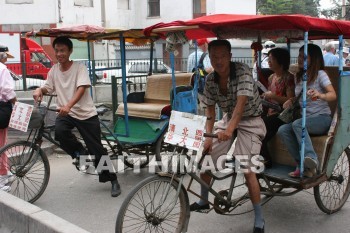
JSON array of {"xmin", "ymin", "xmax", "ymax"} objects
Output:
[
  {"xmin": 115, "ymin": 14, "xmax": 350, "ymax": 232},
  {"xmin": 0, "ymin": 25, "xmax": 192, "ymax": 202}
]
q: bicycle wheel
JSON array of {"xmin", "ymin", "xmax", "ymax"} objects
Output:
[
  {"xmin": 116, "ymin": 175, "xmax": 190, "ymax": 233},
  {"xmin": 122, "ymin": 148, "xmax": 150, "ymax": 169},
  {"xmin": 154, "ymin": 129, "xmax": 167, "ymax": 162},
  {"xmin": 314, "ymin": 146, "xmax": 350, "ymax": 214},
  {"xmin": 0, "ymin": 141, "xmax": 50, "ymax": 203},
  {"xmin": 122, "ymin": 130, "xmax": 167, "ymax": 169}
]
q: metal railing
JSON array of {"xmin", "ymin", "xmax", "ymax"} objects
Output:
[{"xmin": 13, "ymin": 57, "xmax": 299, "ymax": 91}]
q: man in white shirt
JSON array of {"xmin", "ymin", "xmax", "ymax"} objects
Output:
[
  {"xmin": 187, "ymin": 38, "xmax": 212, "ymax": 73},
  {"xmin": 252, "ymin": 41, "xmax": 275, "ymax": 81},
  {"xmin": 33, "ymin": 37, "xmax": 121, "ymax": 197},
  {"xmin": 187, "ymin": 38, "xmax": 213, "ymax": 115},
  {"xmin": 323, "ymin": 42, "xmax": 339, "ymax": 66}
]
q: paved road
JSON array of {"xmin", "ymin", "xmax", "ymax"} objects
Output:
[{"xmin": 28, "ymin": 151, "xmax": 350, "ymax": 233}]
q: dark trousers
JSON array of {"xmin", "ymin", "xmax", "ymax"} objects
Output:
[
  {"xmin": 260, "ymin": 114, "xmax": 285, "ymax": 162},
  {"xmin": 55, "ymin": 115, "xmax": 117, "ymax": 182},
  {"xmin": 0, "ymin": 101, "xmax": 12, "ymax": 129}
]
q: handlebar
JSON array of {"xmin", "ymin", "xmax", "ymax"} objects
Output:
[
  {"xmin": 47, "ymin": 108, "xmax": 59, "ymax": 112},
  {"xmin": 203, "ymin": 133, "xmax": 218, "ymax": 138},
  {"xmin": 43, "ymin": 93, "xmax": 57, "ymax": 97}
]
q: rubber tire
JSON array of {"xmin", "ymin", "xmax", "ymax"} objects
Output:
[
  {"xmin": 122, "ymin": 129, "xmax": 167, "ymax": 169},
  {"xmin": 116, "ymin": 175, "xmax": 189, "ymax": 233},
  {"xmin": 0, "ymin": 141, "xmax": 50, "ymax": 203},
  {"xmin": 314, "ymin": 146, "xmax": 350, "ymax": 214},
  {"xmin": 122, "ymin": 149, "xmax": 150, "ymax": 169}
]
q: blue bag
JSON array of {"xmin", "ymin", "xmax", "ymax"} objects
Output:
[
  {"xmin": 170, "ymin": 52, "xmax": 198, "ymax": 114},
  {"xmin": 170, "ymin": 85, "xmax": 197, "ymax": 114}
]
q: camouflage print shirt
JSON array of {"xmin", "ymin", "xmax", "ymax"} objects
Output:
[{"xmin": 202, "ymin": 62, "xmax": 262, "ymax": 119}]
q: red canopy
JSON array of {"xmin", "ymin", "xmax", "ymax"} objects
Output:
[
  {"xmin": 27, "ymin": 25, "xmax": 159, "ymax": 45},
  {"xmin": 144, "ymin": 14, "xmax": 350, "ymax": 40}
]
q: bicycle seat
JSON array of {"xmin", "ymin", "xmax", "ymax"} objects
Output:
[{"xmin": 96, "ymin": 106, "xmax": 110, "ymax": 116}]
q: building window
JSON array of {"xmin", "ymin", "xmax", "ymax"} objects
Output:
[
  {"xmin": 193, "ymin": 0, "xmax": 206, "ymax": 18},
  {"xmin": 117, "ymin": 0, "xmax": 130, "ymax": 10},
  {"xmin": 148, "ymin": 0, "xmax": 160, "ymax": 17},
  {"xmin": 74, "ymin": 0, "xmax": 93, "ymax": 7},
  {"xmin": 6, "ymin": 0, "xmax": 33, "ymax": 3}
]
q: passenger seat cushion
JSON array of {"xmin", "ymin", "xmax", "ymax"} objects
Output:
[{"xmin": 116, "ymin": 73, "xmax": 193, "ymax": 119}]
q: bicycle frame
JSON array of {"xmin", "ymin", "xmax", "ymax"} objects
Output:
[
  {"xmin": 160, "ymin": 146, "xmax": 267, "ymax": 216},
  {"xmin": 13, "ymin": 95, "xmax": 58, "ymax": 175}
]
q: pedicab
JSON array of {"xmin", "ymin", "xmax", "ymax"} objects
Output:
[
  {"xmin": 115, "ymin": 14, "xmax": 350, "ymax": 232},
  {"xmin": 0, "ymin": 25, "xmax": 195, "ymax": 203},
  {"xmin": 21, "ymin": 26, "xmax": 192, "ymax": 175}
]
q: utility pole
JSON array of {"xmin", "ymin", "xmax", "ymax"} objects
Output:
[{"xmin": 342, "ymin": 0, "xmax": 346, "ymax": 19}]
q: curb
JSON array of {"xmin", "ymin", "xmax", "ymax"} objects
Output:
[{"xmin": 0, "ymin": 191, "xmax": 90, "ymax": 233}]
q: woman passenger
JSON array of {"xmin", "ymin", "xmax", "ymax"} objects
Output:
[
  {"xmin": 260, "ymin": 48, "xmax": 295, "ymax": 168},
  {"xmin": 277, "ymin": 44, "xmax": 336, "ymax": 177}
]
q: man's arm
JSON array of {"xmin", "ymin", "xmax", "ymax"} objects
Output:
[
  {"xmin": 33, "ymin": 87, "xmax": 49, "ymax": 102},
  {"xmin": 9, "ymin": 97, "xmax": 17, "ymax": 104},
  {"xmin": 58, "ymin": 85, "xmax": 88, "ymax": 116},
  {"xmin": 203, "ymin": 104, "xmax": 216, "ymax": 152},
  {"xmin": 205, "ymin": 105, "xmax": 216, "ymax": 133},
  {"xmin": 218, "ymin": 95, "xmax": 247, "ymax": 141},
  {"xmin": 203, "ymin": 54, "xmax": 213, "ymax": 74}
]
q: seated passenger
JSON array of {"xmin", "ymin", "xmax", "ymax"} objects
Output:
[
  {"xmin": 260, "ymin": 48, "xmax": 295, "ymax": 167},
  {"xmin": 277, "ymin": 44, "xmax": 336, "ymax": 178}
]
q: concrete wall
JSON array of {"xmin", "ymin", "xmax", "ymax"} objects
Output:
[
  {"xmin": 58, "ymin": 0, "xmax": 102, "ymax": 26},
  {"xmin": 134, "ymin": 0, "xmax": 193, "ymax": 29},
  {"xmin": 0, "ymin": 0, "xmax": 56, "ymax": 25},
  {"xmin": 207, "ymin": 0, "xmax": 256, "ymax": 15},
  {"xmin": 104, "ymin": 0, "xmax": 134, "ymax": 28},
  {"xmin": 0, "ymin": 190, "xmax": 90, "ymax": 233}
]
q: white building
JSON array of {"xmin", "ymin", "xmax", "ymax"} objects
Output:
[{"xmin": 0, "ymin": 0, "xmax": 256, "ymax": 60}]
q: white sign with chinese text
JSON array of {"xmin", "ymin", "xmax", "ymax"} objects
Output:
[
  {"xmin": 164, "ymin": 111, "xmax": 207, "ymax": 151},
  {"xmin": 9, "ymin": 102, "xmax": 34, "ymax": 132}
]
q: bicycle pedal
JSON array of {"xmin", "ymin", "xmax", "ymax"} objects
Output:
[
  {"xmin": 72, "ymin": 161, "xmax": 79, "ymax": 166},
  {"xmin": 195, "ymin": 208, "xmax": 211, "ymax": 214}
]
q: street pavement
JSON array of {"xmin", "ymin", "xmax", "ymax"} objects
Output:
[
  {"xmin": 5, "ymin": 109, "xmax": 350, "ymax": 233},
  {"xmin": 22, "ymin": 151, "xmax": 350, "ymax": 233}
]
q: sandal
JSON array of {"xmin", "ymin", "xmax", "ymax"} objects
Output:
[
  {"xmin": 289, "ymin": 168, "xmax": 316, "ymax": 178},
  {"xmin": 288, "ymin": 169, "xmax": 300, "ymax": 178}
]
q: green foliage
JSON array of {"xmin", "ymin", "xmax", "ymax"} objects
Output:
[
  {"xmin": 257, "ymin": 0, "xmax": 320, "ymax": 17},
  {"xmin": 320, "ymin": 0, "xmax": 350, "ymax": 20}
]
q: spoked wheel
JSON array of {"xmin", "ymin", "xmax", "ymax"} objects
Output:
[
  {"xmin": 116, "ymin": 175, "xmax": 189, "ymax": 233},
  {"xmin": 154, "ymin": 130, "xmax": 167, "ymax": 163},
  {"xmin": 155, "ymin": 139, "xmax": 190, "ymax": 173},
  {"xmin": 73, "ymin": 158, "xmax": 91, "ymax": 173},
  {"xmin": 314, "ymin": 146, "xmax": 350, "ymax": 214},
  {"xmin": 122, "ymin": 131, "xmax": 167, "ymax": 169},
  {"xmin": 0, "ymin": 141, "xmax": 50, "ymax": 203},
  {"xmin": 122, "ymin": 149, "xmax": 150, "ymax": 169}
]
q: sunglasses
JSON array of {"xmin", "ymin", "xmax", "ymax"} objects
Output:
[{"xmin": 265, "ymin": 44, "xmax": 276, "ymax": 48}]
